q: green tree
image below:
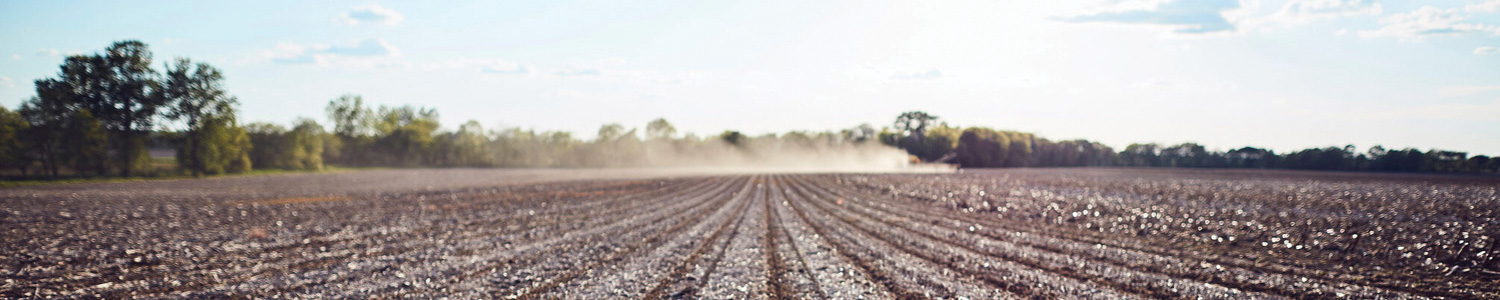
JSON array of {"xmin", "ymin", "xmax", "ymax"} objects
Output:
[
  {"xmin": 162, "ymin": 58, "xmax": 241, "ymax": 175},
  {"xmin": 1121, "ymin": 143, "xmax": 1161, "ymax": 167},
  {"xmin": 720, "ymin": 130, "xmax": 745, "ymax": 146},
  {"xmin": 438, "ymin": 120, "xmax": 489, "ymax": 166},
  {"xmin": 178, "ymin": 111, "xmax": 251, "ymax": 175},
  {"xmin": 60, "ymin": 110, "xmax": 108, "ymax": 176},
  {"xmin": 372, "ymin": 105, "xmax": 440, "ymax": 166},
  {"xmin": 893, "ymin": 111, "xmax": 938, "ymax": 142},
  {"xmin": 33, "ymin": 41, "xmax": 167, "ymax": 176},
  {"xmin": 645, "ymin": 118, "xmax": 676, "ymax": 140},
  {"xmin": 287, "ymin": 119, "xmax": 326, "ymax": 170},
  {"xmin": 956, "ymin": 127, "xmax": 1006, "ymax": 168},
  {"xmin": 245, "ymin": 123, "xmax": 288, "ymax": 169},
  {"xmin": 17, "ymin": 99, "xmax": 66, "ymax": 177},
  {"xmin": 327, "ymin": 94, "xmax": 372, "ymax": 138},
  {"xmin": 0, "ymin": 107, "xmax": 30, "ymax": 176},
  {"xmin": 842, "ymin": 123, "xmax": 876, "ymax": 143},
  {"xmin": 325, "ymin": 94, "xmax": 373, "ymax": 165}
]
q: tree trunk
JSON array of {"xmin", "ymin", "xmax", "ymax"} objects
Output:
[
  {"xmin": 119, "ymin": 128, "xmax": 133, "ymax": 177},
  {"xmin": 189, "ymin": 129, "xmax": 200, "ymax": 176}
]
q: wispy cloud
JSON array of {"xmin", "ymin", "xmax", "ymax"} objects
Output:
[
  {"xmin": 9, "ymin": 54, "xmax": 18, "ymax": 60},
  {"xmin": 335, "ymin": 4, "xmax": 404, "ymax": 26},
  {"xmin": 1358, "ymin": 6, "xmax": 1500, "ymax": 40},
  {"xmin": 1468, "ymin": 0, "xmax": 1500, "ymax": 13},
  {"xmin": 0, "ymin": 76, "xmax": 13, "ymax": 88},
  {"xmin": 1056, "ymin": 0, "xmax": 1240, "ymax": 34},
  {"xmin": 1478, "ymin": 46, "xmax": 1500, "ymax": 55},
  {"xmin": 322, "ymin": 38, "xmax": 400, "ymax": 56},
  {"xmin": 1245, "ymin": 0, "xmax": 1381, "ymax": 29},
  {"xmin": 260, "ymin": 38, "xmax": 402, "ymax": 66},
  {"xmin": 36, "ymin": 48, "xmax": 61, "ymax": 56}
]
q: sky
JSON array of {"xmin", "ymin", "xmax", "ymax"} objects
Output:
[{"xmin": 1, "ymin": 0, "xmax": 1498, "ymax": 155}]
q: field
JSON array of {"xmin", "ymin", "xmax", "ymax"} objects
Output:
[{"xmin": 2, "ymin": 168, "xmax": 1497, "ymax": 299}]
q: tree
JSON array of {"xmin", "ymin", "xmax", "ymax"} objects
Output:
[
  {"xmin": 178, "ymin": 110, "xmax": 250, "ymax": 175},
  {"xmin": 597, "ymin": 123, "xmax": 628, "ymax": 142},
  {"xmin": 100, "ymin": 41, "xmax": 167, "ymax": 176},
  {"xmin": 956, "ymin": 127, "xmax": 1006, "ymax": 168},
  {"xmin": 0, "ymin": 107, "xmax": 30, "ymax": 176},
  {"xmin": 893, "ymin": 111, "xmax": 938, "ymax": 142},
  {"xmin": 60, "ymin": 110, "xmax": 108, "ymax": 176},
  {"xmin": 326, "ymin": 94, "xmax": 372, "ymax": 138},
  {"xmin": 372, "ymin": 105, "xmax": 440, "ymax": 166},
  {"xmin": 1121, "ymin": 143, "xmax": 1161, "ymax": 167},
  {"xmin": 1161, "ymin": 143, "xmax": 1209, "ymax": 168},
  {"xmin": 33, "ymin": 41, "xmax": 167, "ymax": 176},
  {"xmin": 286, "ymin": 119, "xmax": 326, "ymax": 170},
  {"xmin": 720, "ymin": 131, "xmax": 745, "ymax": 146},
  {"xmin": 645, "ymin": 118, "xmax": 676, "ymax": 140},
  {"xmin": 1226, "ymin": 147, "xmax": 1275, "ymax": 168},
  {"xmin": 324, "ymin": 95, "xmax": 375, "ymax": 165},
  {"xmin": 18, "ymin": 98, "xmax": 70, "ymax": 177},
  {"xmin": 436, "ymin": 120, "xmax": 489, "ymax": 166},
  {"xmin": 162, "ymin": 58, "xmax": 241, "ymax": 175},
  {"xmin": 842, "ymin": 123, "xmax": 876, "ymax": 143},
  {"xmin": 245, "ymin": 123, "xmax": 288, "ymax": 169}
]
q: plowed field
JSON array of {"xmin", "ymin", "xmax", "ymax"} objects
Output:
[{"xmin": 3, "ymin": 168, "xmax": 1497, "ymax": 299}]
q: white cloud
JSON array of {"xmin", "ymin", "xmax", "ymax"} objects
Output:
[
  {"xmin": 260, "ymin": 38, "xmax": 402, "ymax": 67},
  {"xmin": 335, "ymin": 4, "xmax": 404, "ymax": 26},
  {"xmin": 9, "ymin": 54, "xmax": 18, "ymax": 60},
  {"xmin": 1478, "ymin": 46, "xmax": 1500, "ymax": 55},
  {"xmin": 1248, "ymin": 0, "xmax": 1382, "ymax": 28},
  {"xmin": 1468, "ymin": 0, "xmax": 1500, "ymax": 13},
  {"xmin": 36, "ymin": 48, "xmax": 61, "ymax": 56},
  {"xmin": 1358, "ymin": 6, "xmax": 1500, "ymax": 39},
  {"xmin": 323, "ymin": 38, "xmax": 400, "ymax": 56},
  {"xmin": 890, "ymin": 69, "xmax": 943, "ymax": 80},
  {"xmin": 1056, "ymin": 0, "xmax": 1240, "ymax": 34},
  {"xmin": 0, "ymin": 76, "xmax": 13, "ymax": 88}
]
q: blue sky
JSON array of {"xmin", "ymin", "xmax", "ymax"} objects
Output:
[{"xmin": 2, "ymin": 0, "xmax": 1498, "ymax": 155}]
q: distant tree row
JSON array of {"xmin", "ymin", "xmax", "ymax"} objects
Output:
[
  {"xmin": 2, "ymin": 40, "xmax": 1493, "ymax": 179},
  {"xmin": 317, "ymin": 94, "xmax": 898, "ymax": 168},
  {"xmin": 0, "ymin": 40, "xmax": 901, "ymax": 179},
  {"xmin": 883, "ymin": 110, "xmax": 1500, "ymax": 174}
]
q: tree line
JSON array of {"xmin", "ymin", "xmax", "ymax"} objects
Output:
[
  {"xmin": 318, "ymin": 93, "xmax": 902, "ymax": 169},
  {"xmin": 882, "ymin": 111, "xmax": 1500, "ymax": 174},
  {"xmin": 2, "ymin": 41, "xmax": 1494, "ymax": 179},
  {"xmin": 0, "ymin": 40, "xmax": 908, "ymax": 179}
]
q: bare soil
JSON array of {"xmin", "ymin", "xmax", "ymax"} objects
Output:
[{"xmin": 2, "ymin": 168, "xmax": 1496, "ymax": 299}]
